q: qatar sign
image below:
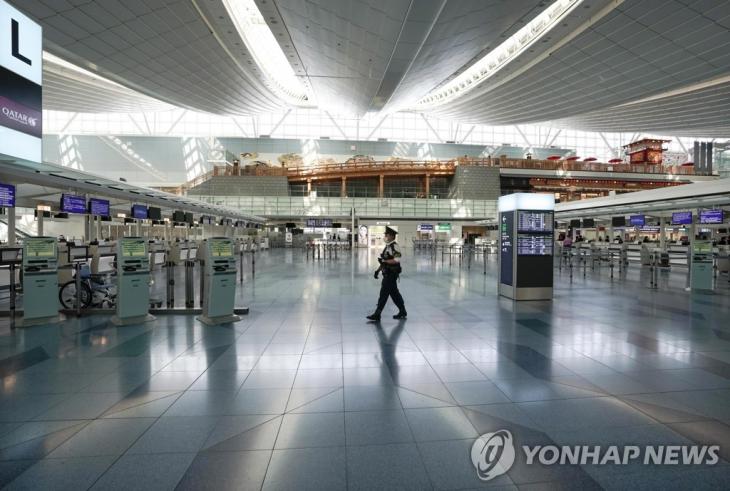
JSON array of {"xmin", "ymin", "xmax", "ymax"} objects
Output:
[{"xmin": 1, "ymin": 0, "xmax": 42, "ymax": 163}]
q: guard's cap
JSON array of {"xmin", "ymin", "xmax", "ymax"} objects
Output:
[{"xmin": 385, "ymin": 226, "xmax": 397, "ymax": 236}]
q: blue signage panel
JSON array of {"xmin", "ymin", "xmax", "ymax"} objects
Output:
[
  {"xmin": 629, "ymin": 215, "xmax": 645, "ymax": 226},
  {"xmin": 671, "ymin": 211, "xmax": 692, "ymax": 225},
  {"xmin": 0, "ymin": 183, "xmax": 16, "ymax": 207},
  {"xmin": 418, "ymin": 224, "xmax": 434, "ymax": 231},
  {"xmin": 131, "ymin": 204, "xmax": 148, "ymax": 219},
  {"xmin": 699, "ymin": 210, "xmax": 723, "ymax": 224},
  {"xmin": 61, "ymin": 194, "xmax": 87, "ymax": 214},
  {"xmin": 88, "ymin": 198, "xmax": 110, "ymax": 216}
]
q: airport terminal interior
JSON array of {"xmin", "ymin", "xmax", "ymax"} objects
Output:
[{"xmin": 1, "ymin": 0, "xmax": 730, "ymax": 489}]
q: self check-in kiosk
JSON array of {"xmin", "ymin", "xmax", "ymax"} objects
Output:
[
  {"xmin": 690, "ymin": 240, "xmax": 713, "ymax": 290},
  {"xmin": 111, "ymin": 237, "xmax": 155, "ymax": 326},
  {"xmin": 197, "ymin": 237, "xmax": 240, "ymax": 325},
  {"xmin": 21, "ymin": 237, "xmax": 60, "ymax": 326},
  {"xmin": 498, "ymin": 193, "xmax": 554, "ymax": 300}
]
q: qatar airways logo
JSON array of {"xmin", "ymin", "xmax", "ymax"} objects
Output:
[
  {"xmin": 2, "ymin": 106, "xmax": 37, "ymax": 127},
  {"xmin": 471, "ymin": 429, "xmax": 721, "ymax": 481}
]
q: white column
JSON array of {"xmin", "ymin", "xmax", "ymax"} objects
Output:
[
  {"xmin": 37, "ymin": 212, "xmax": 44, "ymax": 236},
  {"xmin": 659, "ymin": 216, "xmax": 666, "ymax": 250},
  {"xmin": 7, "ymin": 207, "xmax": 16, "ymax": 244}
]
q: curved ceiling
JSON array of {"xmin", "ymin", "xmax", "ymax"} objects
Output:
[
  {"xmin": 547, "ymin": 75, "xmax": 730, "ymax": 138},
  {"xmin": 11, "ymin": 0, "xmax": 290, "ymax": 114},
  {"xmin": 11, "ymin": 0, "xmax": 730, "ymax": 139},
  {"xmin": 423, "ymin": 0, "xmax": 730, "ymax": 127},
  {"xmin": 43, "ymin": 54, "xmax": 172, "ymax": 113}
]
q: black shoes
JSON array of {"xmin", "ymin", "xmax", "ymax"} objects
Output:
[{"xmin": 367, "ymin": 312, "xmax": 406, "ymax": 321}]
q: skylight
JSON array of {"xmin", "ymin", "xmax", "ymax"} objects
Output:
[
  {"xmin": 222, "ymin": 0, "xmax": 311, "ymax": 106},
  {"xmin": 415, "ymin": 0, "xmax": 585, "ymax": 109}
]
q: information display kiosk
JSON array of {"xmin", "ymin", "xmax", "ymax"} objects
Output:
[
  {"xmin": 112, "ymin": 237, "xmax": 155, "ymax": 326},
  {"xmin": 21, "ymin": 237, "xmax": 60, "ymax": 326},
  {"xmin": 499, "ymin": 194, "xmax": 554, "ymax": 300},
  {"xmin": 197, "ymin": 237, "xmax": 240, "ymax": 325},
  {"xmin": 690, "ymin": 240, "xmax": 713, "ymax": 290}
]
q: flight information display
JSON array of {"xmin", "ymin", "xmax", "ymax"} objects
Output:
[
  {"xmin": 88, "ymin": 198, "xmax": 110, "ymax": 216},
  {"xmin": 131, "ymin": 204, "xmax": 148, "ymax": 219},
  {"xmin": 672, "ymin": 211, "xmax": 692, "ymax": 225},
  {"xmin": 306, "ymin": 218, "xmax": 333, "ymax": 228},
  {"xmin": 517, "ymin": 211, "xmax": 553, "ymax": 233},
  {"xmin": 0, "ymin": 183, "xmax": 15, "ymax": 207},
  {"xmin": 517, "ymin": 235, "xmax": 553, "ymax": 256},
  {"xmin": 61, "ymin": 194, "xmax": 87, "ymax": 214},
  {"xmin": 699, "ymin": 210, "xmax": 723, "ymax": 224}
]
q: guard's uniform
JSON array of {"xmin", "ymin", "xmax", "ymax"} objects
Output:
[{"xmin": 374, "ymin": 240, "xmax": 406, "ymax": 316}]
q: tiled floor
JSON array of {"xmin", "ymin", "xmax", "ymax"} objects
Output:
[{"xmin": 1, "ymin": 248, "xmax": 730, "ymax": 490}]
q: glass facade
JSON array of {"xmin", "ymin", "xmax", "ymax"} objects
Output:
[{"xmin": 43, "ymin": 108, "xmax": 714, "ymax": 166}]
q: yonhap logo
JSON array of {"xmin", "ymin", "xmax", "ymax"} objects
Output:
[
  {"xmin": 470, "ymin": 430, "xmax": 516, "ymax": 481},
  {"xmin": 471, "ymin": 429, "xmax": 721, "ymax": 480}
]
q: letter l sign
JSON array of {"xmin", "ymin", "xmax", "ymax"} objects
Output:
[{"xmin": 11, "ymin": 18, "xmax": 31, "ymax": 65}]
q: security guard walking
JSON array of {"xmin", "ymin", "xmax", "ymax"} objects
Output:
[{"xmin": 367, "ymin": 226, "xmax": 407, "ymax": 321}]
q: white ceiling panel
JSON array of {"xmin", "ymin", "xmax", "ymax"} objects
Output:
[
  {"xmin": 10, "ymin": 0, "xmax": 290, "ymax": 115},
  {"xmin": 42, "ymin": 55, "xmax": 173, "ymax": 113},
  {"xmin": 424, "ymin": 0, "xmax": 730, "ymax": 131}
]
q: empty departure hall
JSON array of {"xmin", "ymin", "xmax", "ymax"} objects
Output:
[{"xmin": 2, "ymin": 0, "xmax": 730, "ymax": 489}]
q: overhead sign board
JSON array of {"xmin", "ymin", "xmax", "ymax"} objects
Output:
[{"xmin": 0, "ymin": 0, "xmax": 42, "ymax": 163}]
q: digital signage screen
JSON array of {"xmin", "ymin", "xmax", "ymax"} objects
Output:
[
  {"xmin": 306, "ymin": 218, "xmax": 333, "ymax": 228},
  {"xmin": 172, "ymin": 211, "xmax": 185, "ymax": 222},
  {"xmin": 131, "ymin": 204, "xmax": 148, "ymax": 219},
  {"xmin": 147, "ymin": 207, "xmax": 162, "ymax": 220},
  {"xmin": 500, "ymin": 212, "xmax": 514, "ymax": 286},
  {"xmin": 60, "ymin": 194, "xmax": 87, "ymax": 214},
  {"xmin": 611, "ymin": 216, "xmax": 626, "ymax": 227},
  {"xmin": 0, "ymin": 183, "xmax": 16, "ymax": 208},
  {"xmin": 518, "ymin": 211, "xmax": 554, "ymax": 233},
  {"xmin": 629, "ymin": 215, "xmax": 645, "ymax": 227},
  {"xmin": 184, "ymin": 212, "xmax": 194, "ymax": 225},
  {"xmin": 582, "ymin": 218, "xmax": 595, "ymax": 228},
  {"xmin": 672, "ymin": 211, "xmax": 692, "ymax": 225},
  {"xmin": 517, "ymin": 235, "xmax": 554, "ymax": 256},
  {"xmin": 88, "ymin": 198, "xmax": 110, "ymax": 216},
  {"xmin": 699, "ymin": 210, "xmax": 723, "ymax": 224}
]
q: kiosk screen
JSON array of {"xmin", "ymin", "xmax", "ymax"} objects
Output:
[
  {"xmin": 121, "ymin": 240, "xmax": 146, "ymax": 257},
  {"xmin": 518, "ymin": 211, "xmax": 553, "ymax": 232},
  {"xmin": 25, "ymin": 239, "xmax": 55, "ymax": 257},
  {"xmin": 211, "ymin": 241, "xmax": 233, "ymax": 257}
]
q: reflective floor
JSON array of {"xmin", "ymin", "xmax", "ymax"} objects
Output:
[{"xmin": 1, "ymin": 249, "xmax": 730, "ymax": 490}]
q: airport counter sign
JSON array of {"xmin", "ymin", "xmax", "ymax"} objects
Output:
[
  {"xmin": 1, "ymin": 0, "xmax": 42, "ymax": 163},
  {"xmin": 436, "ymin": 223, "xmax": 451, "ymax": 232}
]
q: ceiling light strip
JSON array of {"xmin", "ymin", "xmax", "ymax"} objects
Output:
[
  {"xmin": 221, "ymin": 0, "xmax": 310, "ymax": 106},
  {"xmin": 415, "ymin": 0, "xmax": 585, "ymax": 109}
]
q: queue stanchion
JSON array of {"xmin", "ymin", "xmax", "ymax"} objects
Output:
[
  {"xmin": 184, "ymin": 259, "xmax": 195, "ymax": 309},
  {"xmin": 199, "ymin": 259, "xmax": 205, "ymax": 308},
  {"xmin": 166, "ymin": 260, "xmax": 175, "ymax": 308},
  {"xmin": 252, "ymin": 248, "xmax": 256, "ymax": 277},
  {"xmin": 9, "ymin": 261, "xmax": 16, "ymax": 329},
  {"xmin": 239, "ymin": 247, "xmax": 245, "ymax": 284},
  {"xmin": 610, "ymin": 252, "xmax": 615, "ymax": 280},
  {"xmin": 74, "ymin": 261, "xmax": 83, "ymax": 317},
  {"xmin": 317, "ymin": 244, "xmax": 321, "ymax": 261}
]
